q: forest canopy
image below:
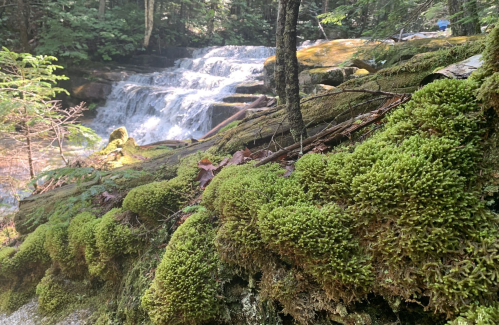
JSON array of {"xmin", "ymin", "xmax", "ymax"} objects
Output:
[{"xmin": 0, "ymin": 0, "xmax": 491, "ymax": 64}]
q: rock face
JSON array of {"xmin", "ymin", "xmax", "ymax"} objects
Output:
[
  {"xmin": 264, "ymin": 39, "xmax": 374, "ymax": 90},
  {"xmin": 209, "ymin": 103, "xmax": 245, "ymax": 129},
  {"xmin": 298, "ymin": 67, "xmax": 358, "ymax": 88},
  {"xmin": 72, "ymin": 82, "xmax": 112, "ymax": 101}
]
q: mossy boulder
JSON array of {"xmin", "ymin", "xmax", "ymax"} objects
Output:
[{"xmin": 141, "ymin": 211, "xmax": 221, "ymax": 325}]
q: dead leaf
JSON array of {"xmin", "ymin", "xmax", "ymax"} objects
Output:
[
  {"xmin": 198, "ymin": 158, "xmax": 217, "ymax": 171},
  {"xmin": 228, "ymin": 148, "xmax": 252, "ymax": 166},
  {"xmin": 196, "ymin": 169, "xmax": 215, "ymax": 189},
  {"xmin": 101, "ymin": 191, "xmax": 116, "ymax": 202},
  {"xmin": 283, "ymin": 165, "xmax": 295, "ymax": 177},
  {"xmin": 250, "ymin": 150, "xmax": 273, "ymax": 160}
]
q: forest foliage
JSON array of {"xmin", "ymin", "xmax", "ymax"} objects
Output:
[{"xmin": 0, "ymin": 0, "xmax": 494, "ymax": 64}]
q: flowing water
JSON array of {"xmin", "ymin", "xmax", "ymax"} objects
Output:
[{"xmin": 91, "ymin": 46, "xmax": 276, "ymax": 144}]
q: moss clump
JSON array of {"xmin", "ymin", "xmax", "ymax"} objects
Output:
[
  {"xmin": 44, "ymin": 223, "xmax": 84, "ymax": 278},
  {"xmin": 1, "ymin": 225, "xmax": 50, "ymax": 277},
  {"xmin": 0, "ymin": 246, "xmax": 15, "ymax": 264},
  {"xmin": 0, "ymin": 285, "xmax": 37, "ymax": 313},
  {"xmin": 36, "ymin": 272, "xmax": 76, "ymax": 314},
  {"xmin": 258, "ymin": 203, "xmax": 373, "ymax": 302},
  {"xmin": 219, "ymin": 120, "xmax": 240, "ymax": 133},
  {"xmin": 203, "ymin": 163, "xmax": 285, "ymax": 271},
  {"xmin": 122, "ymin": 178, "xmax": 191, "ymax": 223},
  {"xmin": 141, "ymin": 211, "xmax": 221, "ymax": 325},
  {"xmin": 449, "ymin": 303, "xmax": 499, "ymax": 325},
  {"xmin": 91, "ymin": 208, "xmax": 142, "ymax": 280},
  {"xmin": 123, "ymin": 152, "xmax": 222, "ymax": 223},
  {"xmin": 206, "ymin": 79, "xmax": 498, "ymax": 319},
  {"xmin": 67, "ymin": 212, "xmax": 101, "ymax": 277}
]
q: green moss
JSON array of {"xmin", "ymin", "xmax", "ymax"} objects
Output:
[
  {"xmin": 123, "ymin": 152, "xmax": 222, "ymax": 223},
  {"xmin": 206, "ymin": 79, "xmax": 498, "ymax": 319},
  {"xmin": 258, "ymin": 203, "xmax": 373, "ymax": 302},
  {"xmin": 91, "ymin": 208, "xmax": 142, "ymax": 280},
  {"xmin": 219, "ymin": 120, "xmax": 240, "ymax": 133},
  {"xmin": 0, "ymin": 285, "xmax": 36, "ymax": 313},
  {"xmin": 203, "ymin": 164, "xmax": 285, "ymax": 271},
  {"xmin": 44, "ymin": 223, "xmax": 84, "ymax": 278},
  {"xmin": 1, "ymin": 225, "xmax": 50, "ymax": 277},
  {"xmin": 141, "ymin": 211, "xmax": 221, "ymax": 325},
  {"xmin": 67, "ymin": 212, "xmax": 101, "ymax": 277},
  {"xmin": 36, "ymin": 272, "xmax": 76, "ymax": 314},
  {"xmin": 449, "ymin": 303, "xmax": 499, "ymax": 324},
  {"xmin": 122, "ymin": 178, "xmax": 191, "ymax": 223},
  {"xmin": 0, "ymin": 246, "xmax": 15, "ymax": 264}
]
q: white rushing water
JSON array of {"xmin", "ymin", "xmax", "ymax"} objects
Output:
[{"xmin": 91, "ymin": 46, "xmax": 275, "ymax": 144}]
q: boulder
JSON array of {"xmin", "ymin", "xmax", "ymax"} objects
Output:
[
  {"xmin": 109, "ymin": 127, "xmax": 129, "ymax": 144},
  {"xmin": 264, "ymin": 39, "xmax": 375, "ymax": 89},
  {"xmin": 299, "ymin": 67, "xmax": 358, "ymax": 87},
  {"xmin": 209, "ymin": 103, "xmax": 245, "ymax": 129},
  {"xmin": 222, "ymin": 94, "xmax": 265, "ymax": 103},
  {"xmin": 234, "ymin": 81, "xmax": 268, "ymax": 94},
  {"xmin": 72, "ymin": 81, "xmax": 112, "ymax": 101}
]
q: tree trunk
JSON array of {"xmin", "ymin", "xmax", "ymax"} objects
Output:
[
  {"xmin": 275, "ymin": 0, "xmax": 287, "ymax": 105},
  {"xmin": 16, "ymin": 0, "xmax": 30, "ymax": 52},
  {"xmin": 24, "ymin": 123, "xmax": 36, "ymax": 180},
  {"xmin": 322, "ymin": 0, "xmax": 329, "ymax": 13},
  {"xmin": 144, "ymin": 0, "xmax": 155, "ymax": 47},
  {"xmin": 284, "ymin": 0, "xmax": 307, "ymax": 142},
  {"xmin": 447, "ymin": 0, "xmax": 481, "ymax": 36},
  {"xmin": 99, "ymin": 0, "xmax": 106, "ymax": 20}
]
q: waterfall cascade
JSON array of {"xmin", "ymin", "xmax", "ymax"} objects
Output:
[{"xmin": 91, "ymin": 46, "xmax": 276, "ymax": 144}]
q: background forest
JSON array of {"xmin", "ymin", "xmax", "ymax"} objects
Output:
[{"xmin": 0, "ymin": 0, "xmax": 494, "ymax": 65}]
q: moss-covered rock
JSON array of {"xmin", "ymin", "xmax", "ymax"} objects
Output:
[
  {"xmin": 141, "ymin": 211, "xmax": 221, "ymax": 325},
  {"xmin": 36, "ymin": 272, "xmax": 76, "ymax": 314}
]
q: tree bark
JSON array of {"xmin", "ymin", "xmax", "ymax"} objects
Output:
[
  {"xmin": 322, "ymin": 0, "xmax": 329, "ymax": 13},
  {"xmin": 98, "ymin": 0, "xmax": 106, "ymax": 20},
  {"xmin": 144, "ymin": 0, "xmax": 155, "ymax": 47},
  {"xmin": 275, "ymin": 0, "xmax": 287, "ymax": 105},
  {"xmin": 24, "ymin": 123, "xmax": 35, "ymax": 180},
  {"xmin": 284, "ymin": 0, "xmax": 307, "ymax": 142},
  {"xmin": 16, "ymin": 0, "xmax": 30, "ymax": 52},
  {"xmin": 447, "ymin": 0, "xmax": 481, "ymax": 36}
]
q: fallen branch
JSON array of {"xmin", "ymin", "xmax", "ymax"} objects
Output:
[
  {"xmin": 301, "ymin": 88, "xmax": 411, "ymax": 104},
  {"xmin": 255, "ymin": 95, "xmax": 411, "ymax": 166},
  {"xmin": 200, "ymin": 95, "xmax": 269, "ymax": 140}
]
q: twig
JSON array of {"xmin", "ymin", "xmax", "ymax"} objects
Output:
[
  {"xmin": 301, "ymin": 88, "xmax": 410, "ymax": 104},
  {"xmin": 255, "ymin": 95, "xmax": 411, "ymax": 166}
]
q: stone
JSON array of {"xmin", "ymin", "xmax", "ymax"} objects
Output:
[
  {"xmin": 209, "ymin": 103, "xmax": 244, "ymax": 129},
  {"xmin": 264, "ymin": 39, "xmax": 374, "ymax": 89},
  {"xmin": 234, "ymin": 81, "xmax": 268, "ymax": 94},
  {"xmin": 222, "ymin": 94, "xmax": 264, "ymax": 103},
  {"xmin": 72, "ymin": 82, "xmax": 112, "ymax": 101},
  {"xmin": 108, "ymin": 127, "xmax": 129, "ymax": 144},
  {"xmin": 299, "ymin": 67, "xmax": 358, "ymax": 87}
]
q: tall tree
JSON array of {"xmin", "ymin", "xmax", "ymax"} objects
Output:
[
  {"xmin": 275, "ymin": 0, "xmax": 308, "ymax": 142},
  {"xmin": 275, "ymin": 0, "xmax": 287, "ymax": 105},
  {"xmin": 447, "ymin": 0, "xmax": 481, "ymax": 36},
  {"xmin": 144, "ymin": 0, "xmax": 155, "ymax": 47}
]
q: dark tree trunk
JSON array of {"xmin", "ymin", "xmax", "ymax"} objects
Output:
[
  {"xmin": 322, "ymin": 0, "xmax": 329, "ymax": 13},
  {"xmin": 275, "ymin": 0, "xmax": 287, "ymax": 105},
  {"xmin": 447, "ymin": 0, "xmax": 481, "ymax": 36},
  {"xmin": 99, "ymin": 0, "xmax": 106, "ymax": 20},
  {"xmin": 284, "ymin": 0, "xmax": 307, "ymax": 142},
  {"xmin": 16, "ymin": 0, "xmax": 30, "ymax": 52}
]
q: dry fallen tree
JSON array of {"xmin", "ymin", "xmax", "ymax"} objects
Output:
[{"xmin": 255, "ymin": 91, "xmax": 411, "ymax": 166}]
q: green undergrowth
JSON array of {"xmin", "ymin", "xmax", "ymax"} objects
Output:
[
  {"xmin": 141, "ymin": 211, "xmax": 221, "ymax": 325},
  {"xmin": 123, "ymin": 152, "xmax": 224, "ymax": 224},
  {"xmin": 201, "ymin": 78, "xmax": 499, "ymax": 322}
]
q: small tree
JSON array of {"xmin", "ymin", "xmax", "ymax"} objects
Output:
[
  {"xmin": 0, "ymin": 48, "xmax": 99, "ymax": 180},
  {"xmin": 275, "ymin": 0, "xmax": 308, "ymax": 143}
]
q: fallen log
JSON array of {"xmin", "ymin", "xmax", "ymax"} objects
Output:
[
  {"xmin": 140, "ymin": 140, "xmax": 189, "ymax": 148},
  {"xmin": 200, "ymin": 95, "xmax": 268, "ymax": 140},
  {"xmin": 254, "ymin": 95, "xmax": 411, "ymax": 167}
]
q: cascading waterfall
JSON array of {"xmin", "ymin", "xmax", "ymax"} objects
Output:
[{"xmin": 91, "ymin": 46, "xmax": 276, "ymax": 144}]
